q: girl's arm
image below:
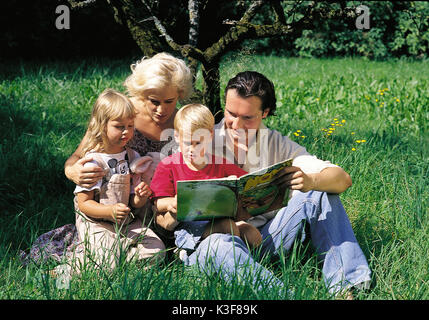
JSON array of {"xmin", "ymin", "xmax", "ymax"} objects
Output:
[
  {"xmin": 76, "ymin": 191, "xmax": 130, "ymax": 223},
  {"xmin": 64, "ymin": 130, "xmax": 104, "ymax": 188},
  {"xmin": 154, "ymin": 196, "xmax": 178, "ymax": 231},
  {"xmin": 131, "ymin": 182, "xmax": 152, "ymax": 208}
]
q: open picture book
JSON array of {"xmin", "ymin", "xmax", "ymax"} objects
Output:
[{"xmin": 176, "ymin": 158, "xmax": 293, "ymax": 221}]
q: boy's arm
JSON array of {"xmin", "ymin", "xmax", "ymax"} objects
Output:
[
  {"xmin": 154, "ymin": 196, "xmax": 178, "ymax": 231},
  {"xmin": 76, "ymin": 191, "xmax": 130, "ymax": 223}
]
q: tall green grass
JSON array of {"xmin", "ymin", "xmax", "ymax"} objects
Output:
[{"xmin": 0, "ymin": 55, "xmax": 427, "ymax": 299}]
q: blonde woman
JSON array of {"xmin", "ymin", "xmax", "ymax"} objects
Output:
[
  {"xmin": 71, "ymin": 88, "xmax": 165, "ymax": 271},
  {"xmin": 65, "ymin": 52, "xmax": 193, "ymax": 189}
]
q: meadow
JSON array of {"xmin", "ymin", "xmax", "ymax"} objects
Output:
[{"xmin": 0, "ymin": 54, "xmax": 427, "ymax": 300}]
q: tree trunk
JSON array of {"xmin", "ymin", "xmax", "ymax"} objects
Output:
[{"xmin": 201, "ymin": 59, "xmax": 223, "ymax": 122}]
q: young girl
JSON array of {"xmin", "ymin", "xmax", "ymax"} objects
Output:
[{"xmin": 72, "ymin": 88, "xmax": 165, "ymax": 272}]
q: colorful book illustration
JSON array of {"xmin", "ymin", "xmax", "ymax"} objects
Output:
[{"xmin": 176, "ymin": 158, "xmax": 293, "ymax": 221}]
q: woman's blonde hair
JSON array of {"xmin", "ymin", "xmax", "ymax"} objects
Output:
[
  {"xmin": 174, "ymin": 104, "xmax": 215, "ymax": 135},
  {"xmin": 124, "ymin": 52, "xmax": 193, "ymax": 100},
  {"xmin": 81, "ymin": 88, "xmax": 136, "ymax": 156}
]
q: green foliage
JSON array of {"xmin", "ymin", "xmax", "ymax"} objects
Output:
[
  {"xmin": 389, "ymin": 2, "xmax": 429, "ymax": 57},
  {"xmin": 293, "ymin": 1, "xmax": 429, "ymax": 59}
]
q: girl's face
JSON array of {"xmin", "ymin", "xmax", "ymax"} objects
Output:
[
  {"xmin": 142, "ymin": 86, "xmax": 179, "ymax": 125},
  {"xmin": 105, "ymin": 117, "xmax": 135, "ymax": 153}
]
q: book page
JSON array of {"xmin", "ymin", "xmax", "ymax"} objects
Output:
[{"xmin": 236, "ymin": 159, "xmax": 293, "ymax": 216}]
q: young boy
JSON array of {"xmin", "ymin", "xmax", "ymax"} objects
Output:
[{"xmin": 150, "ymin": 104, "xmax": 262, "ymax": 250}]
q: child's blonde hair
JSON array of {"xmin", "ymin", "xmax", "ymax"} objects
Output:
[
  {"xmin": 124, "ymin": 52, "xmax": 193, "ymax": 100},
  {"xmin": 81, "ymin": 88, "xmax": 136, "ymax": 156},
  {"xmin": 174, "ymin": 104, "xmax": 215, "ymax": 135}
]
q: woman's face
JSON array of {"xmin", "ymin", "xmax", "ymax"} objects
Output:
[{"xmin": 142, "ymin": 86, "xmax": 179, "ymax": 125}]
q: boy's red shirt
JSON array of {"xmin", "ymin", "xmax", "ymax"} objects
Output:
[{"xmin": 150, "ymin": 152, "xmax": 247, "ymax": 198}]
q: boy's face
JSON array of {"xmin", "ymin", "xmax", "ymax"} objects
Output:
[{"xmin": 175, "ymin": 128, "xmax": 213, "ymax": 166}]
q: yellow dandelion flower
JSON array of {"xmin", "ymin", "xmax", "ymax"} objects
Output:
[
  {"xmin": 352, "ymin": 148, "xmax": 356, "ymax": 151},
  {"xmin": 294, "ymin": 132, "xmax": 299, "ymax": 136},
  {"xmin": 361, "ymin": 139, "xmax": 366, "ymax": 143},
  {"xmin": 301, "ymin": 136, "xmax": 306, "ymax": 138},
  {"xmin": 384, "ymin": 88, "xmax": 389, "ymax": 91},
  {"xmin": 341, "ymin": 119, "xmax": 346, "ymax": 123},
  {"xmin": 396, "ymin": 99, "xmax": 400, "ymax": 102},
  {"xmin": 334, "ymin": 118, "xmax": 338, "ymax": 121},
  {"xmin": 380, "ymin": 92, "xmax": 384, "ymax": 95},
  {"xmin": 375, "ymin": 99, "xmax": 378, "ymax": 102},
  {"xmin": 296, "ymin": 130, "xmax": 301, "ymax": 133},
  {"xmin": 356, "ymin": 140, "xmax": 361, "ymax": 143},
  {"xmin": 351, "ymin": 132, "xmax": 355, "ymax": 135}
]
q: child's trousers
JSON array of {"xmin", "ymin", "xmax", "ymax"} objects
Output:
[
  {"xmin": 73, "ymin": 213, "xmax": 165, "ymax": 271},
  {"xmin": 73, "ymin": 173, "xmax": 165, "ymax": 271}
]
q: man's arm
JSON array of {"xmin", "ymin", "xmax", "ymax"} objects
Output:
[{"xmin": 285, "ymin": 166, "xmax": 352, "ymax": 194}]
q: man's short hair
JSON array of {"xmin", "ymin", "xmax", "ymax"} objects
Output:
[{"xmin": 225, "ymin": 71, "xmax": 277, "ymax": 116}]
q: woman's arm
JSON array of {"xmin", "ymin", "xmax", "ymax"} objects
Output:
[
  {"xmin": 64, "ymin": 130, "xmax": 104, "ymax": 188},
  {"xmin": 76, "ymin": 191, "xmax": 130, "ymax": 223}
]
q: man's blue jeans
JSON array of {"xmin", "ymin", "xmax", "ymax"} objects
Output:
[{"xmin": 176, "ymin": 191, "xmax": 372, "ymax": 295}]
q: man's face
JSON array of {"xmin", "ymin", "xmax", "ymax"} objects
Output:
[{"xmin": 224, "ymin": 89, "xmax": 269, "ymax": 144}]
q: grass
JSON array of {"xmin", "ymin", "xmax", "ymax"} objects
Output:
[{"xmin": 0, "ymin": 55, "xmax": 427, "ymax": 300}]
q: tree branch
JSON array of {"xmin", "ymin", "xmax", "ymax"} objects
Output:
[
  {"xmin": 271, "ymin": 0, "xmax": 286, "ymax": 25},
  {"xmin": 222, "ymin": 0, "xmax": 264, "ymax": 26},
  {"xmin": 139, "ymin": 0, "xmax": 206, "ymax": 63},
  {"xmin": 241, "ymin": 0, "xmax": 265, "ymax": 23},
  {"xmin": 68, "ymin": 0, "xmax": 97, "ymax": 9},
  {"xmin": 188, "ymin": 0, "xmax": 200, "ymax": 47},
  {"xmin": 206, "ymin": 21, "xmax": 292, "ymax": 62}
]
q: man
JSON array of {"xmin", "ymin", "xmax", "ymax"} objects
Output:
[{"xmin": 179, "ymin": 71, "xmax": 371, "ymax": 297}]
